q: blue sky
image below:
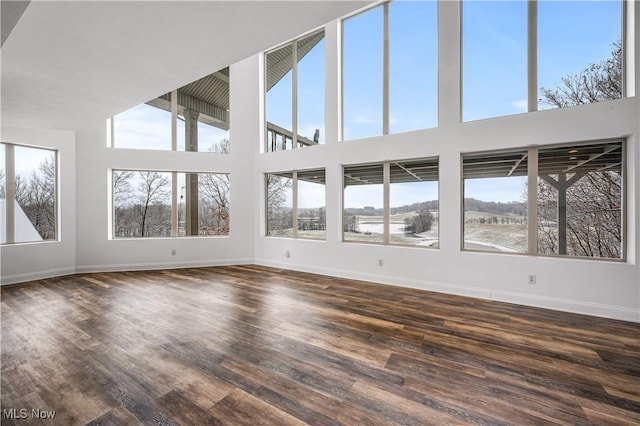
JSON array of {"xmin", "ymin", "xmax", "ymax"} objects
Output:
[{"xmin": 108, "ymin": 0, "xmax": 622, "ymax": 209}]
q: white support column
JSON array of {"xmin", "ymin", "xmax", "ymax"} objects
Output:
[
  {"xmin": 527, "ymin": 147, "xmax": 538, "ymax": 254},
  {"xmin": 383, "ymin": 162, "xmax": 390, "ymax": 245},
  {"xmin": 528, "ymin": 0, "xmax": 538, "ymax": 112},
  {"xmin": 5, "ymin": 144, "xmax": 15, "ymax": 244},
  {"xmin": 439, "ymin": 0, "xmax": 461, "ymax": 126}
]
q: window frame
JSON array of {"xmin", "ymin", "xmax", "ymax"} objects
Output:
[
  {"xmin": 342, "ymin": 157, "xmax": 440, "ymax": 248},
  {"xmin": 265, "ymin": 168, "xmax": 327, "ymax": 240},
  {"xmin": 461, "ymin": 0, "xmax": 627, "ymax": 122},
  {"xmin": 461, "ymin": 139, "xmax": 626, "ymax": 261},
  {"xmin": 110, "ymin": 169, "xmax": 231, "ymax": 239},
  {"xmin": 264, "ymin": 28, "xmax": 326, "ymax": 153},
  {"xmin": 341, "ymin": 0, "xmax": 439, "ymax": 140},
  {"xmin": 108, "ymin": 68, "xmax": 231, "ymax": 153},
  {"xmin": 1, "ymin": 142, "xmax": 59, "ymax": 245}
]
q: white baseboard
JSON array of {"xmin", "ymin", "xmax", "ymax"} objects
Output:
[
  {"xmin": 75, "ymin": 258, "xmax": 254, "ymax": 274},
  {"xmin": 4, "ymin": 258, "xmax": 637, "ymax": 323},
  {"xmin": 255, "ymin": 258, "xmax": 640, "ymax": 323},
  {"xmin": 1, "ymin": 266, "xmax": 76, "ymax": 286}
]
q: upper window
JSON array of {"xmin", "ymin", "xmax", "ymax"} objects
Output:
[
  {"xmin": 265, "ymin": 30, "xmax": 326, "ymax": 152},
  {"xmin": 1, "ymin": 143, "xmax": 57, "ymax": 244},
  {"xmin": 463, "ymin": 0, "xmax": 624, "ymax": 121},
  {"xmin": 343, "ymin": 158, "xmax": 439, "ymax": 247},
  {"xmin": 462, "ymin": 140, "xmax": 624, "ymax": 260},
  {"xmin": 113, "ymin": 170, "xmax": 230, "ymax": 238},
  {"xmin": 462, "ymin": 0, "xmax": 527, "ymax": 121},
  {"xmin": 266, "ymin": 169, "xmax": 326, "ymax": 239},
  {"xmin": 343, "ymin": 1, "xmax": 438, "ymax": 140},
  {"xmin": 538, "ymin": 1, "xmax": 622, "ymax": 109},
  {"xmin": 111, "ymin": 68, "xmax": 230, "ymax": 153}
]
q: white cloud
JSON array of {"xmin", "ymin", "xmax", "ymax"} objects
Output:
[{"xmin": 512, "ymin": 99, "xmax": 528, "ymax": 112}]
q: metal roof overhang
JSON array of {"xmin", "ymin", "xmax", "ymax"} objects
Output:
[{"xmin": 463, "ymin": 141, "xmax": 623, "ymax": 180}]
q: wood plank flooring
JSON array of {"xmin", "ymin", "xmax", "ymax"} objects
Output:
[{"xmin": 1, "ymin": 265, "xmax": 639, "ymax": 425}]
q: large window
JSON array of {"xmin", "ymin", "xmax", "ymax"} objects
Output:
[
  {"xmin": 462, "ymin": 0, "xmax": 527, "ymax": 121},
  {"xmin": 344, "ymin": 158, "xmax": 439, "ymax": 247},
  {"xmin": 113, "ymin": 170, "xmax": 229, "ymax": 238},
  {"xmin": 463, "ymin": 140, "xmax": 624, "ymax": 260},
  {"xmin": 1, "ymin": 143, "xmax": 57, "ymax": 244},
  {"xmin": 265, "ymin": 30, "xmax": 325, "ymax": 152},
  {"xmin": 111, "ymin": 67, "xmax": 230, "ymax": 153},
  {"xmin": 266, "ymin": 169, "xmax": 326, "ymax": 239},
  {"xmin": 538, "ymin": 1, "xmax": 622, "ymax": 109},
  {"xmin": 343, "ymin": 1, "xmax": 438, "ymax": 140},
  {"xmin": 462, "ymin": 150, "xmax": 528, "ymax": 253},
  {"xmin": 463, "ymin": 0, "xmax": 624, "ymax": 121},
  {"xmin": 537, "ymin": 142, "xmax": 623, "ymax": 259}
]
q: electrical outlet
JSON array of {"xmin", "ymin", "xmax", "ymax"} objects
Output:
[
  {"xmin": 171, "ymin": 249, "xmax": 176, "ymax": 256},
  {"xmin": 528, "ymin": 274, "xmax": 536, "ymax": 284},
  {"xmin": 285, "ymin": 250, "xmax": 290, "ymax": 259},
  {"xmin": 378, "ymin": 259, "xmax": 384, "ymax": 267}
]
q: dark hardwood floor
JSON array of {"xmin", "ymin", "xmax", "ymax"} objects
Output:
[{"xmin": 1, "ymin": 265, "xmax": 639, "ymax": 425}]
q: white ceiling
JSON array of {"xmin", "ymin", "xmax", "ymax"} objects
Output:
[{"xmin": 1, "ymin": 1, "xmax": 369, "ymax": 131}]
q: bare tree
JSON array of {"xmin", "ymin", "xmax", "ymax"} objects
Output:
[
  {"xmin": 0, "ymin": 169, "xmax": 5, "ymax": 199},
  {"xmin": 536, "ymin": 39, "xmax": 623, "ymax": 258},
  {"xmin": 540, "ymin": 40, "xmax": 622, "ymax": 108},
  {"xmin": 266, "ymin": 174, "xmax": 293, "ymax": 235},
  {"xmin": 138, "ymin": 172, "xmax": 170, "ymax": 237},
  {"xmin": 199, "ymin": 173, "xmax": 230, "ymax": 235}
]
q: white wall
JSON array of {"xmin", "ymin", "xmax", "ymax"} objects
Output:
[
  {"xmin": 0, "ymin": 127, "xmax": 77, "ymax": 284},
  {"xmin": 253, "ymin": 4, "xmax": 640, "ymax": 322},
  {"xmin": 74, "ymin": 59, "xmax": 257, "ymax": 273}
]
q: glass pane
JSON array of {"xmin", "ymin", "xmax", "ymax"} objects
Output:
[
  {"xmin": 343, "ymin": 6, "xmax": 383, "ymax": 140},
  {"xmin": 463, "ymin": 151, "xmax": 528, "ymax": 253},
  {"xmin": 390, "ymin": 159, "xmax": 439, "ymax": 247},
  {"xmin": 113, "ymin": 171, "xmax": 171, "ymax": 238},
  {"xmin": 297, "ymin": 31, "xmax": 325, "ymax": 146},
  {"xmin": 266, "ymin": 44, "xmax": 294, "ymax": 152},
  {"xmin": 297, "ymin": 169, "xmax": 326, "ymax": 240},
  {"xmin": 177, "ymin": 67, "xmax": 231, "ymax": 152},
  {"xmin": 343, "ymin": 164, "xmax": 384, "ymax": 243},
  {"xmin": 266, "ymin": 172, "xmax": 293, "ymax": 236},
  {"xmin": 463, "ymin": 0, "xmax": 527, "ymax": 121},
  {"xmin": 13, "ymin": 146, "xmax": 56, "ymax": 242},
  {"xmin": 198, "ymin": 173, "xmax": 230, "ymax": 236},
  {"xmin": 389, "ymin": 1, "xmax": 438, "ymax": 133},
  {"xmin": 538, "ymin": 1, "xmax": 622, "ymax": 109},
  {"xmin": 537, "ymin": 142, "xmax": 622, "ymax": 259},
  {"xmin": 113, "ymin": 94, "xmax": 172, "ymax": 150}
]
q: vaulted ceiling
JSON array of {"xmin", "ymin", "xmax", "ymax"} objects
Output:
[{"xmin": 1, "ymin": 1, "xmax": 369, "ymax": 131}]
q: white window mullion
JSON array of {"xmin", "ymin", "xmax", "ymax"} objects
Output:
[
  {"xmin": 527, "ymin": 0, "xmax": 538, "ymax": 112},
  {"xmin": 292, "ymin": 171, "xmax": 299, "ymax": 237},
  {"xmin": 292, "ymin": 42, "xmax": 299, "ymax": 148},
  {"xmin": 5, "ymin": 144, "xmax": 15, "ymax": 244},
  {"xmin": 382, "ymin": 2, "xmax": 390, "ymax": 135},
  {"xmin": 171, "ymin": 91, "xmax": 178, "ymax": 236},
  {"xmin": 383, "ymin": 162, "xmax": 390, "ymax": 244},
  {"xmin": 527, "ymin": 147, "xmax": 538, "ymax": 254}
]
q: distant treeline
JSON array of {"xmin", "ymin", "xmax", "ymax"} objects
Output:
[
  {"xmin": 463, "ymin": 198, "xmax": 526, "ymax": 216},
  {"xmin": 346, "ymin": 199, "xmax": 525, "ymax": 217}
]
